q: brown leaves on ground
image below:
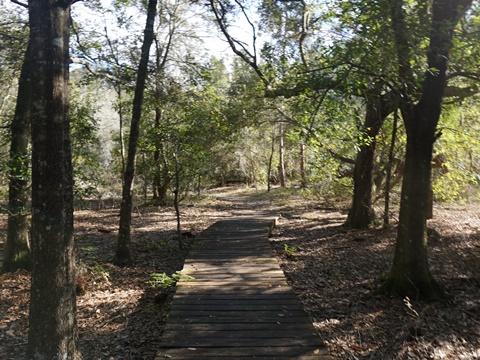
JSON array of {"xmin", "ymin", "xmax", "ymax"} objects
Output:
[
  {"xmin": 269, "ymin": 199, "xmax": 480, "ymax": 359},
  {"xmin": 0, "ymin": 187, "xmax": 479, "ymax": 359}
]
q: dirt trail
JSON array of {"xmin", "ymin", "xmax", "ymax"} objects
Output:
[{"xmin": 206, "ymin": 186, "xmax": 279, "ymax": 217}]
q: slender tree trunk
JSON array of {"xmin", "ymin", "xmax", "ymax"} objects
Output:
[
  {"xmin": 2, "ymin": 42, "xmax": 32, "ymax": 274},
  {"xmin": 115, "ymin": 0, "xmax": 157, "ymax": 265},
  {"xmin": 153, "ymin": 107, "xmax": 162, "ymax": 200},
  {"xmin": 278, "ymin": 122, "xmax": 286, "ymax": 187},
  {"xmin": 267, "ymin": 124, "xmax": 275, "ymax": 191},
  {"xmin": 27, "ymin": 1, "xmax": 79, "ymax": 358},
  {"xmin": 173, "ymin": 155, "xmax": 183, "ymax": 249},
  {"xmin": 117, "ymin": 86, "xmax": 126, "ymax": 183},
  {"xmin": 299, "ymin": 141, "xmax": 307, "ymax": 189},
  {"xmin": 384, "ymin": 107, "xmax": 399, "ymax": 228},
  {"xmin": 381, "ymin": 0, "xmax": 472, "ymax": 300}
]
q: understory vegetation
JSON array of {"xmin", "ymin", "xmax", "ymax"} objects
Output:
[{"xmin": 1, "ymin": 187, "xmax": 479, "ymax": 359}]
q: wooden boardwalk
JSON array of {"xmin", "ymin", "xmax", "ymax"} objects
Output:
[{"xmin": 156, "ymin": 217, "xmax": 331, "ymax": 359}]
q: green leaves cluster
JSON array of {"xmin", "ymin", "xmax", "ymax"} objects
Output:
[{"xmin": 148, "ymin": 271, "xmax": 194, "ymax": 289}]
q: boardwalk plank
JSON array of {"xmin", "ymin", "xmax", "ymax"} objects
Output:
[
  {"xmin": 156, "ymin": 217, "xmax": 331, "ymax": 359},
  {"xmin": 156, "ymin": 346, "xmax": 331, "ymax": 359},
  {"xmin": 171, "ymin": 303, "xmax": 304, "ymax": 311},
  {"xmin": 163, "ymin": 323, "xmax": 318, "ymax": 331}
]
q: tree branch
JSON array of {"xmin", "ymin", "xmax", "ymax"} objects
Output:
[
  {"xmin": 328, "ymin": 149, "xmax": 355, "ymax": 165},
  {"xmin": 70, "ymin": 55, "xmax": 121, "ymax": 82},
  {"xmin": 9, "ymin": 0, "xmax": 27, "ymax": 8},
  {"xmin": 209, "ymin": 0, "xmax": 269, "ymax": 89},
  {"xmin": 447, "ymin": 71, "xmax": 480, "ymax": 81}
]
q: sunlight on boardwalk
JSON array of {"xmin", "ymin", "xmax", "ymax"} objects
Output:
[{"xmin": 156, "ymin": 217, "xmax": 331, "ymax": 359}]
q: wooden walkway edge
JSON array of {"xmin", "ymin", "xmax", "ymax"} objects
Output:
[{"xmin": 155, "ymin": 217, "xmax": 332, "ymax": 359}]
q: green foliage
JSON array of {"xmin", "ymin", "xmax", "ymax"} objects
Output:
[
  {"xmin": 137, "ymin": 239, "xmax": 173, "ymax": 252},
  {"xmin": 90, "ymin": 264, "xmax": 111, "ymax": 284},
  {"xmin": 81, "ymin": 245, "xmax": 99, "ymax": 258},
  {"xmin": 51, "ymin": 0, "xmax": 480, "ymax": 212},
  {"xmin": 70, "ymin": 91, "xmax": 103, "ymax": 200},
  {"xmin": 433, "ymin": 101, "xmax": 480, "ymax": 202},
  {"xmin": 283, "ymin": 243, "xmax": 297, "ymax": 256},
  {"xmin": 148, "ymin": 271, "xmax": 194, "ymax": 289},
  {"xmin": 6, "ymin": 154, "xmax": 30, "ymax": 182}
]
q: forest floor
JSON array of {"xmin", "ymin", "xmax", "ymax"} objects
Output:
[{"xmin": 0, "ymin": 186, "xmax": 479, "ymax": 359}]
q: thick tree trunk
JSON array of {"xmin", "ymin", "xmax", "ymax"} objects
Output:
[
  {"xmin": 115, "ymin": 0, "xmax": 157, "ymax": 266},
  {"xmin": 346, "ymin": 142, "xmax": 375, "ymax": 229},
  {"xmin": 27, "ymin": 1, "xmax": 79, "ymax": 358},
  {"xmin": 381, "ymin": 121, "xmax": 442, "ymax": 299},
  {"xmin": 2, "ymin": 42, "xmax": 32, "ymax": 274},
  {"xmin": 381, "ymin": 0, "xmax": 472, "ymax": 300},
  {"xmin": 346, "ymin": 93, "xmax": 393, "ymax": 229}
]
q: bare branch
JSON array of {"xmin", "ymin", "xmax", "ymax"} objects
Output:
[
  {"xmin": 209, "ymin": 0, "xmax": 270, "ymax": 89},
  {"xmin": 9, "ymin": 0, "xmax": 27, "ymax": 8},
  {"xmin": 328, "ymin": 149, "xmax": 356, "ymax": 165},
  {"xmin": 70, "ymin": 55, "xmax": 121, "ymax": 82},
  {"xmin": 447, "ymin": 71, "xmax": 480, "ymax": 81}
]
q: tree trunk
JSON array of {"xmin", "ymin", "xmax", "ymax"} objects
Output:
[
  {"xmin": 153, "ymin": 107, "xmax": 162, "ymax": 200},
  {"xmin": 346, "ymin": 93, "xmax": 393, "ymax": 229},
  {"xmin": 345, "ymin": 137, "xmax": 376, "ymax": 229},
  {"xmin": 299, "ymin": 141, "xmax": 307, "ymax": 189},
  {"xmin": 173, "ymin": 155, "xmax": 183, "ymax": 249},
  {"xmin": 278, "ymin": 122, "xmax": 286, "ymax": 187},
  {"xmin": 267, "ymin": 124, "xmax": 275, "ymax": 191},
  {"xmin": 115, "ymin": 0, "xmax": 157, "ymax": 266},
  {"xmin": 27, "ymin": 1, "xmax": 79, "ymax": 358},
  {"xmin": 381, "ymin": 109, "xmax": 442, "ymax": 299},
  {"xmin": 2, "ymin": 42, "xmax": 32, "ymax": 274},
  {"xmin": 117, "ymin": 86, "xmax": 126, "ymax": 183},
  {"xmin": 383, "ymin": 107, "xmax": 399, "ymax": 228},
  {"xmin": 380, "ymin": 0, "xmax": 472, "ymax": 300}
]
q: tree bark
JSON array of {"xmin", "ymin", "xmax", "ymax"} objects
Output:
[
  {"xmin": 173, "ymin": 153, "xmax": 183, "ymax": 249},
  {"xmin": 278, "ymin": 122, "xmax": 286, "ymax": 187},
  {"xmin": 27, "ymin": 0, "xmax": 79, "ymax": 358},
  {"xmin": 381, "ymin": 0, "xmax": 472, "ymax": 300},
  {"xmin": 299, "ymin": 141, "xmax": 307, "ymax": 189},
  {"xmin": 384, "ymin": 107, "xmax": 399, "ymax": 227},
  {"xmin": 117, "ymin": 86, "xmax": 126, "ymax": 183},
  {"xmin": 346, "ymin": 91, "xmax": 394, "ymax": 229},
  {"xmin": 2, "ymin": 42, "xmax": 32, "ymax": 274},
  {"xmin": 115, "ymin": 0, "xmax": 157, "ymax": 266},
  {"xmin": 267, "ymin": 124, "xmax": 275, "ymax": 191},
  {"xmin": 153, "ymin": 107, "xmax": 162, "ymax": 200},
  {"xmin": 152, "ymin": 108, "xmax": 173, "ymax": 205}
]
